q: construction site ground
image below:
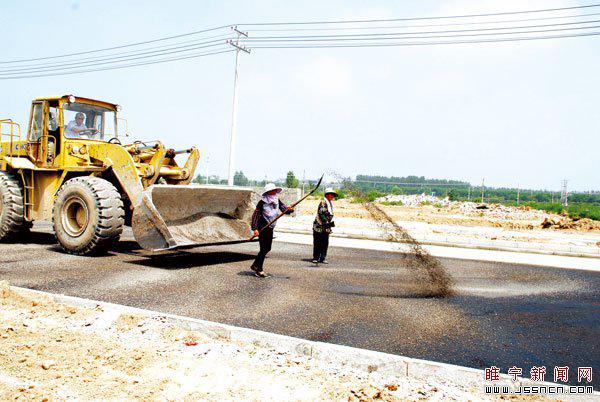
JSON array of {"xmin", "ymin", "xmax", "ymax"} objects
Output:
[
  {"xmin": 288, "ymin": 198, "xmax": 600, "ymax": 257},
  {"xmin": 1, "ymin": 283, "xmax": 457, "ymax": 401},
  {"xmin": 1, "ymin": 223, "xmax": 598, "ymax": 394}
]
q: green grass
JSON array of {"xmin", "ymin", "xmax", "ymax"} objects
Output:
[
  {"xmin": 519, "ymin": 201, "xmax": 600, "ymax": 221},
  {"xmin": 380, "ymin": 201, "xmax": 404, "ymax": 206},
  {"xmin": 350, "ymin": 189, "xmax": 384, "ymax": 203},
  {"xmin": 567, "ymin": 203, "xmax": 600, "ymax": 221}
]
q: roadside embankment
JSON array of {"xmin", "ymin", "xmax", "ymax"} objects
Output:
[
  {"xmin": 0, "ymin": 282, "xmax": 554, "ymax": 401},
  {"xmin": 286, "ymin": 198, "xmax": 600, "ymax": 257}
]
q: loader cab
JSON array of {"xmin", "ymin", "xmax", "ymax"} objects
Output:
[
  {"xmin": 26, "ymin": 99, "xmax": 60, "ymax": 166},
  {"xmin": 62, "ymin": 100, "xmax": 117, "ymax": 142},
  {"xmin": 27, "ymin": 95, "xmax": 119, "ymax": 167}
]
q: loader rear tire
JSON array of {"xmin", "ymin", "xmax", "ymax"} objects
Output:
[
  {"xmin": 53, "ymin": 177, "xmax": 124, "ymax": 255},
  {"xmin": 0, "ymin": 171, "xmax": 27, "ymax": 241}
]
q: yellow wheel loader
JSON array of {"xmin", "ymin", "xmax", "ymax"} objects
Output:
[{"xmin": 0, "ymin": 95, "xmax": 256, "ymax": 255}]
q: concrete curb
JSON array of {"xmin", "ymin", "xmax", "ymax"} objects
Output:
[
  {"xmin": 15, "ymin": 286, "xmax": 598, "ymax": 400},
  {"xmin": 276, "ymin": 227, "xmax": 600, "ymax": 259}
]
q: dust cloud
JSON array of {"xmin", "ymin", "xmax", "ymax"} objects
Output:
[
  {"xmin": 325, "ymin": 171, "xmax": 454, "ymax": 298},
  {"xmin": 363, "ymin": 203, "xmax": 454, "ymax": 297}
]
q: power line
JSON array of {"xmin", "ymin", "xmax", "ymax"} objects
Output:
[
  {"xmin": 247, "ymin": 31, "xmax": 600, "ymax": 49},
  {"xmin": 6, "ymin": 18, "xmax": 597, "ymax": 74},
  {"xmin": 246, "ymin": 11, "xmax": 600, "ymax": 32},
  {"xmin": 0, "ymin": 49, "xmax": 233, "ymax": 80},
  {"xmin": 239, "ymin": 19, "xmax": 600, "ymax": 43},
  {"xmin": 0, "ymin": 40, "xmax": 231, "ymax": 76},
  {"xmin": 0, "ymin": 25, "xmax": 231, "ymax": 64},
  {"xmin": 2, "ymin": 30, "xmax": 597, "ymax": 78},
  {"xmin": 3, "ymin": 4, "xmax": 599, "ymax": 65},
  {"xmin": 4, "ymin": 18, "xmax": 598, "ymax": 76},
  {"xmin": 236, "ymin": 4, "xmax": 600, "ymax": 26},
  {"xmin": 0, "ymin": 33, "xmax": 234, "ymax": 71},
  {"xmin": 1, "ymin": 4, "xmax": 599, "ymax": 78}
]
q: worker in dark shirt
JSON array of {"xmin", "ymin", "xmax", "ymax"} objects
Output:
[
  {"xmin": 250, "ymin": 183, "xmax": 294, "ymax": 278},
  {"xmin": 312, "ymin": 187, "xmax": 337, "ymax": 264}
]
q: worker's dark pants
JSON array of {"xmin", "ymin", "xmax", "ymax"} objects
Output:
[
  {"xmin": 252, "ymin": 227, "xmax": 274, "ymax": 271},
  {"xmin": 313, "ymin": 230, "xmax": 329, "ymax": 262}
]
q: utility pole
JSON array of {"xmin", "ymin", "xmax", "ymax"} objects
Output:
[
  {"xmin": 560, "ymin": 179, "xmax": 569, "ymax": 206},
  {"xmin": 468, "ymin": 185, "xmax": 471, "ymax": 201},
  {"xmin": 226, "ymin": 27, "xmax": 250, "ymax": 186},
  {"xmin": 302, "ymin": 170, "xmax": 306, "ymax": 197},
  {"xmin": 481, "ymin": 178, "xmax": 485, "ymax": 204},
  {"xmin": 205, "ymin": 154, "xmax": 210, "ymax": 185},
  {"xmin": 516, "ymin": 183, "xmax": 520, "ymax": 206}
]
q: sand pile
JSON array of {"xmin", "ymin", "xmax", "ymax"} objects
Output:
[
  {"xmin": 1, "ymin": 281, "xmax": 500, "ymax": 401},
  {"xmin": 377, "ymin": 194, "xmax": 555, "ymax": 221},
  {"xmin": 541, "ymin": 217, "xmax": 600, "ymax": 231},
  {"xmin": 376, "ymin": 194, "xmax": 451, "ymax": 207},
  {"xmin": 455, "ymin": 203, "xmax": 553, "ymax": 221}
]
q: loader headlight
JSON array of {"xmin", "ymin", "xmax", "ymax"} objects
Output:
[
  {"xmin": 72, "ymin": 146, "xmax": 80, "ymax": 154},
  {"xmin": 68, "ymin": 95, "xmax": 76, "ymax": 104}
]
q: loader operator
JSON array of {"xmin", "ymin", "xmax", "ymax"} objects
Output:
[{"xmin": 65, "ymin": 112, "xmax": 98, "ymax": 138}]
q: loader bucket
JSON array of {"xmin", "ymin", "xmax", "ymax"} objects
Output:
[{"xmin": 132, "ymin": 185, "xmax": 258, "ymax": 251}]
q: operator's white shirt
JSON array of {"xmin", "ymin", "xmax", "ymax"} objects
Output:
[{"xmin": 65, "ymin": 120, "xmax": 87, "ymax": 137}]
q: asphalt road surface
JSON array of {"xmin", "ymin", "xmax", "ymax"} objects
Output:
[{"xmin": 1, "ymin": 224, "xmax": 598, "ymax": 388}]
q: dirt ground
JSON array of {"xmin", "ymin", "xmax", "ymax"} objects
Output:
[
  {"xmin": 1, "ymin": 281, "xmax": 548, "ymax": 401},
  {"xmin": 297, "ymin": 198, "xmax": 600, "ymax": 233}
]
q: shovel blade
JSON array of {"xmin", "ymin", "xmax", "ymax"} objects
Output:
[{"xmin": 132, "ymin": 185, "xmax": 257, "ymax": 251}]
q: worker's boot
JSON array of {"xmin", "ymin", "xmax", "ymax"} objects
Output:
[{"xmin": 251, "ymin": 263, "xmax": 268, "ymax": 278}]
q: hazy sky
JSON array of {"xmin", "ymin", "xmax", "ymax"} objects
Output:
[{"xmin": 1, "ymin": 0, "xmax": 598, "ymax": 190}]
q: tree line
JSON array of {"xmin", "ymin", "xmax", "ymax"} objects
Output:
[
  {"xmin": 193, "ymin": 170, "xmax": 300, "ymax": 188},
  {"xmin": 350, "ymin": 174, "xmax": 600, "ymax": 205},
  {"xmin": 193, "ymin": 171, "xmax": 600, "ymax": 205}
]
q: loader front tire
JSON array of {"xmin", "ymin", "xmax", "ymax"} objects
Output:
[
  {"xmin": 0, "ymin": 171, "xmax": 27, "ymax": 241},
  {"xmin": 53, "ymin": 177, "xmax": 124, "ymax": 255}
]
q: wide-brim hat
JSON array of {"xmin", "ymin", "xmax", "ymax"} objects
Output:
[
  {"xmin": 262, "ymin": 182, "xmax": 283, "ymax": 195},
  {"xmin": 324, "ymin": 187, "xmax": 338, "ymax": 197}
]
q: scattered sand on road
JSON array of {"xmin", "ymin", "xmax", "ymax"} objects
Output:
[
  {"xmin": 0, "ymin": 282, "xmax": 544, "ymax": 401},
  {"xmin": 363, "ymin": 203, "xmax": 454, "ymax": 298}
]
